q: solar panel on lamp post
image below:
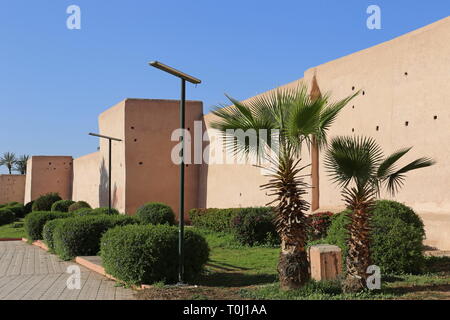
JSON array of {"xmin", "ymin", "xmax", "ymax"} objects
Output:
[
  {"xmin": 148, "ymin": 61, "xmax": 201, "ymax": 285},
  {"xmin": 88, "ymin": 133, "xmax": 122, "ymax": 215}
]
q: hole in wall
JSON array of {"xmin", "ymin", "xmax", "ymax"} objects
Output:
[
  {"xmin": 352, "ymin": 128, "xmax": 355, "ymax": 132},
  {"xmin": 131, "ymin": 126, "xmax": 135, "ymax": 130},
  {"xmin": 139, "ymin": 162, "xmax": 143, "ymax": 165},
  {"xmin": 434, "ymin": 115, "xmax": 438, "ymax": 120},
  {"xmin": 134, "ymin": 139, "xmax": 137, "ymax": 142},
  {"xmin": 405, "ymin": 121, "xmax": 409, "ymax": 126},
  {"xmin": 362, "ymin": 91, "xmax": 365, "ymax": 95},
  {"xmin": 352, "ymin": 105, "xmax": 355, "ymax": 109},
  {"xmin": 352, "ymin": 86, "xmax": 355, "ymax": 91},
  {"xmin": 49, "ymin": 162, "xmax": 52, "ymax": 165},
  {"xmin": 376, "ymin": 126, "xmax": 379, "ymax": 131},
  {"xmin": 404, "ymin": 72, "xmax": 408, "ymax": 76}
]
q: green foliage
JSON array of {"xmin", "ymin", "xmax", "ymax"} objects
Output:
[
  {"xmin": 53, "ymin": 215, "xmax": 137, "ymax": 260},
  {"xmin": 32, "ymin": 193, "xmax": 62, "ymax": 212},
  {"xmin": 135, "ymin": 202, "xmax": 175, "ymax": 225},
  {"xmin": 91, "ymin": 207, "xmax": 120, "ymax": 215},
  {"xmin": 101, "ymin": 224, "xmax": 209, "ymax": 285},
  {"xmin": 6, "ymin": 204, "xmax": 25, "ymax": 219},
  {"xmin": 24, "ymin": 201, "xmax": 34, "ymax": 215},
  {"xmin": 325, "ymin": 200, "xmax": 425, "ymax": 274},
  {"xmin": 307, "ymin": 211, "xmax": 334, "ymax": 241},
  {"xmin": 24, "ymin": 211, "xmax": 71, "ymax": 240},
  {"xmin": 189, "ymin": 208, "xmax": 240, "ymax": 232},
  {"xmin": 0, "ymin": 208, "xmax": 15, "ymax": 226},
  {"xmin": 42, "ymin": 218, "xmax": 66, "ymax": 250},
  {"xmin": 51, "ymin": 200, "xmax": 75, "ymax": 212},
  {"xmin": 73, "ymin": 208, "xmax": 95, "ymax": 216},
  {"xmin": 231, "ymin": 207, "xmax": 279, "ymax": 246},
  {"xmin": 68, "ymin": 201, "xmax": 92, "ymax": 212}
]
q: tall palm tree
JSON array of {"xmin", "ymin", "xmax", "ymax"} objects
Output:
[
  {"xmin": 0, "ymin": 152, "xmax": 17, "ymax": 174},
  {"xmin": 211, "ymin": 84, "xmax": 358, "ymax": 289},
  {"xmin": 324, "ymin": 136, "xmax": 435, "ymax": 292},
  {"xmin": 14, "ymin": 155, "xmax": 30, "ymax": 174}
]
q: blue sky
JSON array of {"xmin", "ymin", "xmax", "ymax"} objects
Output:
[{"xmin": 0, "ymin": 0, "xmax": 449, "ymax": 172}]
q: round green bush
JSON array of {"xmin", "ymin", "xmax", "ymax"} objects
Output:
[
  {"xmin": 6, "ymin": 204, "xmax": 25, "ymax": 219},
  {"xmin": 135, "ymin": 202, "xmax": 175, "ymax": 225},
  {"xmin": 51, "ymin": 200, "xmax": 75, "ymax": 212},
  {"xmin": 43, "ymin": 218, "xmax": 66, "ymax": 251},
  {"xmin": 24, "ymin": 201, "xmax": 34, "ymax": 215},
  {"xmin": 24, "ymin": 211, "xmax": 71, "ymax": 240},
  {"xmin": 73, "ymin": 208, "xmax": 95, "ymax": 216},
  {"xmin": 325, "ymin": 200, "xmax": 425, "ymax": 274},
  {"xmin": 68, "ymin": 201, "xmax": 91, "ymax": 213},
  {"xmin": 53, "ymin": 215, "xmax": 137, "ymax": 260},
  {"xmin": 0, "ymin": 208, "xmax": 15, "ymax": 226},
  {"xmin": 91, "ymin": 207, "xmax": 120, "ymax": 215},
  {"xmin": 231, "ymin": 207, "xmax": 279, "ymax": 246},
  {"xmin": 100, "ymin": 224, "xmax": 209, "ymax": 285},
  {"xmin": 32, "ymin": 193, "xmax": 62, "ymax": 211}
]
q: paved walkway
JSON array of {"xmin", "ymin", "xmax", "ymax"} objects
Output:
[{"xmin": 0, "ymin": 241, "xmax": 136, "ymax": 300}]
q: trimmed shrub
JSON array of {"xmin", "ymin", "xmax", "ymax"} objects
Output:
[
  {"xmin": 307, "ymin": 211, "xmax": 334, "ymax": 241},
  {"xmin": 68, "ymin": 201, "xmax": 91, "ymax": 212},
  {"xmin": 189, "ymin": 208, "xmax": 240, "ymax": 232},
  {"xmin": 24, "ymin": 201, "xmax": 34, "ymax": 215},
  {"xmin": 32, "ymin": 193, "xmax": 62, "ymax": 211},
  {"xmin": 6, "ymin": 204, "xmax": 25, "ymax": 219},
  {"xmin": 24, "ymin": 211, "xmax": 71, "ymax": 240},
  {"xmin": 53, "ymin": 215, "xmax": 137, "ymax": 260},
  {"xmin": 0, "ymin": 208, "xmax": 15, "ymax": 226},
  {"xmin": 73, "ymin": 208, "xmax": 95, "ymax": 216},
  {"xmin": 135, "ymin": 202, "xmax": 175, "ymax": 225},
  {"xmin": 42, "ymin": 218, "xmax": 66, "ymax": 251},
  {"xmin": 231, "ymin": 207, "xmax": 279, "ymax": 246},
  {"xmin": 51, "ymin": 200, "xmax": 75, "ymax": 212},
  {"xmin": 91, "ymin": 207, "xmax": 120, "ymax": 215},
  {"xmin": 325, "ymin": 200, "xmax": 425, "ymax": 274},
  {"xmin": 101, "ymin": 224, "xmax": 209, "ymax": 284}
]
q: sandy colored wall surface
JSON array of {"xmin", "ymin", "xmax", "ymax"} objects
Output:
[
  {"xmin": 201, "ymin": 17, "xmax": 450, "ymax": 249},
  {"xmin": 72, "ymin": 151, "xmax": 101, "ymax": 208},
  {"xmin": 0, "ymin": 175, "xmax": 26, "ymax": 204},
  {"xmin": 24, "ymin": 156, "xmax": 73, "ymax": 203},
  {"xmin": 124, "ymin": 99, "xmax": 203, "ymax": 217},
  {"xmin": 98, "ymin": 100, "xmax": 127, "ymax": 213}
]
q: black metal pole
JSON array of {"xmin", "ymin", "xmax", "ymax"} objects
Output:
[
  {"xmin": 109, "ymin": 139, "xmax": 112, "ymax": 215},
  {"xmin": 178, "ymin": 79, "xmax": 186, "ymax": 284}
]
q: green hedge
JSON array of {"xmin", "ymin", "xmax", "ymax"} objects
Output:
[
  {"xmin": 231, "ymin": 207, "xmax": 279, "ymax": 246},
  {"xmin": 68, "ymin": 201, "xmax": 91, "ymax": 213},
  {"xmin": 135, "ymin": 202, "xmax": 175, "ymax": 225},
  {"xmin": 53, "ymin": 215, "xmax": 137, "ymax": 260},
  {"xmin": 42, "ymin": 218, "xmax": 66, "ymax": 251},
  {"xmin": 32, "ymin": 193, "xmax": 62, "ymax": 211},
  {"xmin": 0, "ymin": 208, "xmax": 15, "ymax": 226},
  {"xmin": 325, "ymin": 200, "xmax": 425, "ymax": 274},
  {"xmin": 91, "ymin": 207, "xmax": 120, "ymax": 215},
  {"xmin": 6, "ymin": 204, "xmax": 25, "ymax": 219},
  {"xmin": 24, "ymin": 211, "xmax": 71, "ymax": 240},
  {"xmin": 51, "ymin": 200, "xmax": 75, "ymax": 212},
  {"xmin": 101, "ymin": 224, "xmax": 209, "ymax": 285},
  {"xmin": 189, "ymin": 208, "xmax": 241, "ymax": 232}
]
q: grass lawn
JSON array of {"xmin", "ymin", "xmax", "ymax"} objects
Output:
[
  {"xmin": 136, "ymin": 228, "xmax": 450, "ymax": 300},
  {"xmin": 0, "ymin": 219, "xmax": 25, "ymax": 239}
]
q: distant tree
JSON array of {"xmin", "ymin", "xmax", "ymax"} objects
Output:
[
  {"xmin": 0, "ymin": 152, "xmax": 17, "ymax": 174},
  {"xmin": 14, "ymin": 155, "xmax": 30, "ymax": 174}
]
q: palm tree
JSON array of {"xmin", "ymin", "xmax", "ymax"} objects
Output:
[
  {"xmin": 0, "ymin": 152, "xmax": 17, "ymax": 174},
  {"xmin": 14, "ymin": 155, "xmax": 30, "ymax": 174},
  {"xmin": 324, "ymin": 136, "xmax": 435, "ymax": 292},
  {"xmin": 211, "ymin": 84, "xmax": 358, "ymax": 289}
]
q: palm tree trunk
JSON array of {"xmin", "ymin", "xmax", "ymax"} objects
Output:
[
  {"xmin": 262, "ymin": 152, "xmax": 310, "ymax": 290},
  {"xmin": 343, "ymin": 208, "xmax": 372, "ymax": 293}
]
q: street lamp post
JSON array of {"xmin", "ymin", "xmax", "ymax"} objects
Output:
[
  {"xmin": 149, "ymin": 61, "xmax": 201, "ymax": 285},
  {"xmin": 88, "ymin": 133, "xmax": 122, "ymax": 214}
]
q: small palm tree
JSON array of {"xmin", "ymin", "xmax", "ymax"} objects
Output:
[
  {"xmin": 0, "ymin": 152, "xmax": 17, "ymax": 174},
  {"xmin": 211, "ymin": 84, "xmax": 358, "ymax": 289},
  {"xmin": 14, "ymin": 155, "xmax": 30, "ymax": 174},
  {"xmin": 324, "ymin": 136, "xmax": 435, "ymax": 292}
]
